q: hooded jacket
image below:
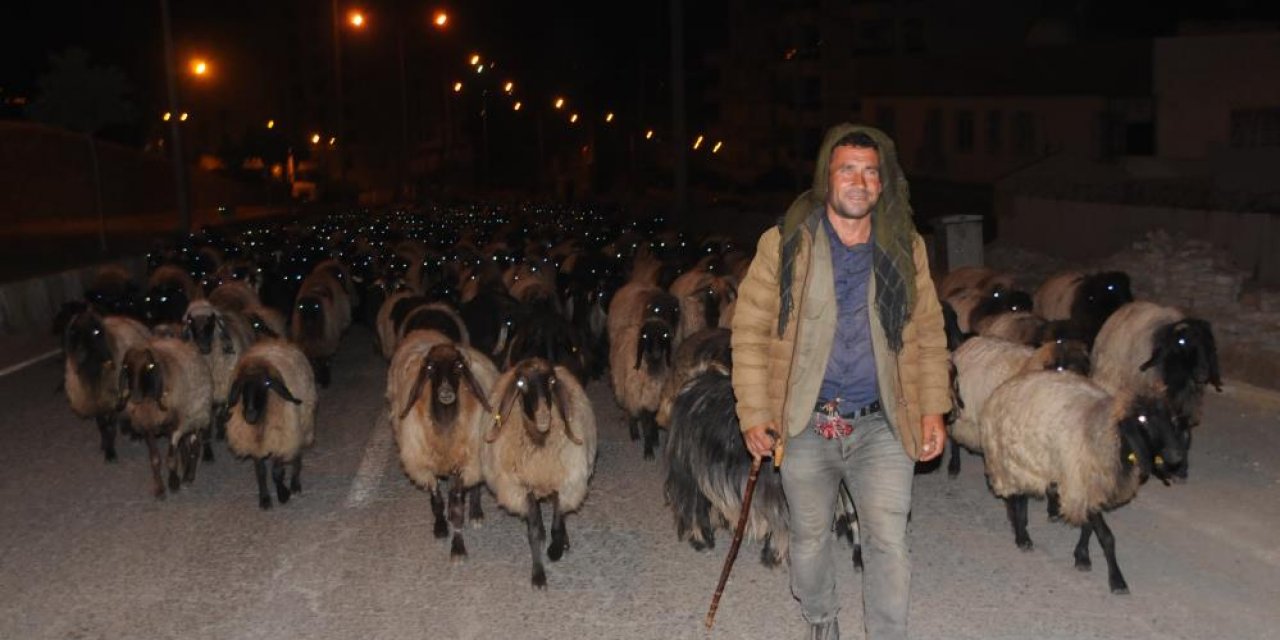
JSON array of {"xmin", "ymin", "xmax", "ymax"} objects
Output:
[{"xmin": 730, "ymin": 124, "xmax": 951, "ymax": 461}]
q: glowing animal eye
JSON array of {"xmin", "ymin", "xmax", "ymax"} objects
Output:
[
  {"xmin": 1127, "ymin": 452, "xmax": 1137, "ymax": 464},
  {"xmin": 160, "ymin": 296, "xmax": 168, "ymax": 302},
  {"xmin": 146, "ymin": 363, "xmax": 156, "ymax": 370},
  {"xmin": 1177, "ymin": 338, "xmax": 1186, "ymax": 345},
  {"xmin": 92, "ymin": 329, "xmax": 101, "ymax": 335},
  {"xmin": 516, "ymin": 379, "xmax": 526, "ymax": 389},
  {"xmin": 1137, "ymin": 415, "xmax": 1147, "ymax": 424}
]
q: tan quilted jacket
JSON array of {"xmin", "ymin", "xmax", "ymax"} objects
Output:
[{"xmin": 730, "ymin": 211, "xmax": 951, "ymax": 462}]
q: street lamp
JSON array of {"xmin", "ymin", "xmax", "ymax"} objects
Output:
[
  {"xmin": 348, "ymin": 10, "xmax": 365, "ymax": 28},
  {"xmin": 433, "ymin": 11, "xmax": 448, "ymax": 28},
  {"xmin": 189, "ymin": 58, "xmax": 209, "ymax": 77}
]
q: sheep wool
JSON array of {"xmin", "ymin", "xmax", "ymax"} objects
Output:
[
  {"xmin": 1090, "ymin": 301, "xmax": 1185, "ymax": 398},
  {"xmin": 225, "ymin": 340, "xmax": 318, "ymax": 463}
]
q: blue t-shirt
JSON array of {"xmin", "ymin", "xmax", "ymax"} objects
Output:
[{"xmin": 817, "ymin": 215, "xmax": 880, "ymax": 411}]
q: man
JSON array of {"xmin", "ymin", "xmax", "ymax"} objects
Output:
[{"xmin": 730, "ymin": 124, "xmax": 950, "ymax": 640}]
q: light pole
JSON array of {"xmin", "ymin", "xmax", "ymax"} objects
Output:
[{"xmin": 160, "ymin": 0, "xmax": 191, "ymax": 234}]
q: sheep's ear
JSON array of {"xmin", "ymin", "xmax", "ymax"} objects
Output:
[
  {"xmin": 116, "ymin": 363, "xmax": 132, "ymax": 410},
  {"xmin": 182, "ymin": 316, "xmax": 195, "ymax": 342},
  {"xmin": 550, "ymin": 373, "xmax": 583, "ymax": 446},
  {"xmin": 216, "ymin": 316, "xmax": 234, "ymax": 354},
  {"xmin": 458, "ymin": 357, "xmax": 493, "ymax": 414},
  {"xmin": 633, "ymin": 329, "xmax": 646, "ymax": 370},
  {"xmin": 1193, "ymin": 320, "xmax": 1223, "ymax": 391},
  {"xmin": 1138, "ymin": 328, "xmax": 1167, "ymax": 373},
  {"xmin": 227, "ymin": 377, "xmax": 245, "ymax": 408},
  {"xmin": 484, "ymin": 378, "xmax": 522, "ymax": 443},
  {"xmin": 399, "ymin": 359, "xmax": 433, "ymax": 420},
  {"xmin": 266, "ymin": 374, "xmax": 303, "ymax": 405}
]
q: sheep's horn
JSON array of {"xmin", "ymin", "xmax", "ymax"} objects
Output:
[
  {"xmin": 227, "ymin": 378, "xmax": 245, "ymax": 408},
  {"xmin": 458, "ymin": 357, "xmax": 494, "ymax": 414},
  {"xmin": 485, "ymin": 378, "xmax": 522, "ymax": 443},
  {"xmin": 399, "ymin": 359, "xmax": 433, "ymax": 420},
  {"xmin": 1138, "ymin": 344, "xmax": 1164, "ymax": 372},
  {"xmin": 266, "ymin": 374, "xmax": 303, "ymax": 405},
  {"xmin": 551, "ymin": 373, "xmax": 583, "ymax": 446}
]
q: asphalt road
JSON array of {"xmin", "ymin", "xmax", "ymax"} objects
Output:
[{"xmin": 2, "ymin": 325, "xmax": 1278, "ymax": 640}]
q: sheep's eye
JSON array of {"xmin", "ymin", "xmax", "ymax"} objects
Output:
[
  {"xmin": 663, "ymin": 332, "xmax": 670, "ymax": 339},
  {"xmin": 160, "ymin": 296, "xmax": 168, "ymax": 302},
  {"xmin": 92, "ymin": 329, "xmax": 101, "ymax": 336},
  {"xmin": 516, "ymin": 378, "xmax": 526, "ymax": 389},
  {"xmin": 1107, "ymin": 284, "xmax": 1115, "ymax": 291},
  {"xmin": 146, "ymin": 363, "xmax": 156, "ymax": 370},
  {"xmin": 1177, "ymin": 338, "xmax": 1186, "ymax": 346},
  {"xmin": 1137, "ymin": 415, "xmax": 1148, "ymax": 424}
]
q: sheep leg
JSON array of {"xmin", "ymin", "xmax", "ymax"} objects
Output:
[
  {"xmin": 467, "ymin": 484, "xmax": 484, "ymax": 527},
  {"xmin": 253, "ymin": 457, "xmax": 273, "ymax": 510},
  {"xmin": 144, "ymin": 433, "xmax": 166, "ymax": 499},
  {"xmin": 166, "ymin": 437, "xmax": 182, "ymax": 493},
  {"xmin": 429, "ymin": 485, "xmax": 449, "ymax": 539},
  {"xmin": 760, "ymin": 532, "xmax": 783, "ymax": 568},
  {"xmin": 1073, "ymin": 522, "xmax": 1093, "ymax": 571},
  {"xmin": 640, "ymin": 410, "xmax": 659, "ymax": 460},
  {"xmin": 213, "ymin": 401, "xmax": 228, "ymax": 441},
  {"xmin": 96, "ymin": 414, "xmax": 118, "ymax": 463},
  {"xmin": 181, "ymin": 432, "xmax": 201, "ymax": 483},
  {"xmin": 1046, "ymin": 485, "xmax": 1063, "ymax": 522},
  {"xmin": 627, "ymin": 415, "xmax": 640, "ymax": 441},
  {"xmin": 525, "ymin": 493, "xmax": 548, "ymax": 589},
  {"xmin": 289, "ymin": 457, "xmax": 303, "ymax": 494},
  {"xmin": 272, "ymin": 458, "xmax": 292, "ymax": 505},
  {"xmin": 547, "ymin": 493, "xmax": 569, "ymax": 562},
  {"xmin": 946, "ymin": 436, "xmax": 961, "ymax": 478},
  {"xmin": 312, "ymin": 358, "xmax": 331, "ymax": 388},
  {"xmin": 448, "ymin": 480, "xmax": 467, "ymax": 560},
  {"xmin": 1005, "ymin": 495, "xmax": 1033, "ymax": 550},
  {"xmin": 693, "ymin": 494, "xmax": 716, "ymax": 550},
  {"xmin": 1089, "ymin": 512, "xmax": 1129, "ymax": 594}
]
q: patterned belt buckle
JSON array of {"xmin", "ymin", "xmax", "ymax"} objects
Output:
[{"xmin": 815, "ymin": 398, "xmax": 854, "ymax": 439}]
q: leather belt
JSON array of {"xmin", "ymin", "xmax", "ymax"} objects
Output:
[{"xmin": 815, "ymin": 399, "xmax": 882, "ymax": 419}]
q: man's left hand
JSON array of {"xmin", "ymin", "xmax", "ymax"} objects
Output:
[{"xmin": 918, "ymin": 414, "xmax": 946, "ymax": 462}]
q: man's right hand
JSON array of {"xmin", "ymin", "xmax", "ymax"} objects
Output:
[{"xmin": 744, "ymin": 424, "xmax": 780, "ymax": 461}]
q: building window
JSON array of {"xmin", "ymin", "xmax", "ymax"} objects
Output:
[
  {"xmin": 1230, "ymin": 107, "xmax": 1280, "ymax": 148},
  {"xmin": 1013, "ymin": 110, "xmax": 1035, "ymax": 156},
  {"xmin": 955, "ymin": 109, "xmax": 974, "ymax": 153},
  {"xmin": 987, "ymin": 110, "xmax": 1002, "ymax": 154},
  {"xmin": 876, "ymin": 105, "xmax": 895, "ymax": 138}
]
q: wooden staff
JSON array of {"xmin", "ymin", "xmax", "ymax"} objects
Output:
[{"xmin": 705, "ymin": 430, "xmax": 779, "ymax": 631}]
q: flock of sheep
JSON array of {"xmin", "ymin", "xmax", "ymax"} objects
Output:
[{"xmin": 53, "ymin": 206, "xmax": 1222, "ymax": 594}]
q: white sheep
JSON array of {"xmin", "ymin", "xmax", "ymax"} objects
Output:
[
  {"xmin": 482, "ymin": 357, "xmax": 598, "ymax": 588},
  {"xmin": 225, "ymin": 340, "xmax": 318, "ymax": 510},
  {"xmin": 937, "ymin": 265, "xmax": 1015, "ymax": 300},
  {"xmin": 62, "ymin": 310, "xmax": 151, "ymax": 462},
  {"xmin": 119, "ymin": 337, "xmax": 214, "ymax": 499},
  {"xmin": 980, "ymin": 370, "xmax": 1188, "ymax": 593},
  {"xmin": 946, "ymin": 336, "xmax": 1091, "ymax": 477},
  {"xmin": 607, "ymin": 282, "xmax": 678, "ymax": 459},
  {"xmin": 208, "ymin": 280, "xmax": 261, "ymax": 314},
  {"xmin": 387, "ymin": 329, "xmax": 499, "ymax": 561},
  {"xmin": 183, "ymin": 300, "xmax": 254, "ymax": 447}
]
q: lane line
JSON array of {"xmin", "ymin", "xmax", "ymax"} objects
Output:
[
  {"xmin": 345, "ymin": 410, "xmax": 395, "ymax": 508},
  {"xmin": 0, "ymin": 349, "xmax": 60, "ymax": 378}
]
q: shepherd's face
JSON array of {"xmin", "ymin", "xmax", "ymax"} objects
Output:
[{"xmin": 827, "ymin": 145, "xmax": 882, "ymax": 220}]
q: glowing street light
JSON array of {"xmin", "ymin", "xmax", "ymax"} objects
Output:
[
  {"xmin": 604, "ymin": 112, "xmax": 614, "ymax": 123},
  {"xmin": 433, "ymin": 11, "xmax": 448, "ymax": 28},
  {"xmin": 569, "ymin": 113, "xmax": 579, "ymax": 124},
  {"xmin": 503, "ymin": 81, "xmax": 514, "ymax": 94},
  {"xmin": 693, "ymin": 134, "xmax": 704, "ymax": 150},
  {"xmin": 712, "ymin": 140, "xmax": 724, "ymax": 153},
  {"xmin": 311, "ymin": 133, "xmax": 321, "ymax": 144},
  {"xmin": 162, "ymin": 112, "xmax": 172, "ymax": 121},
  {"xmin": 348, "ymin": 10, "xmax": 365, "ymax": 28},
  {"xmin": 475, "ymin": 64, "xmax": 485, "ymax": 73},
  {"xmin": 189, "ymin": 58, "xmax": 209, "ymax": 77},
  {"xmin": 554, "ymin": 97, "xmax": 565, "ymax": 110},
  {"xmin": 328, "ymin": 137, "xmax": 337, "ymax": 146},
  {"xmin": 645, "ymin": 129, "xmax": 655, "ymax": 140},
  {"xmin": 178, "ymin": 112, "xmax": 189, "ymax": 121},
  {"xmin": 266, "ymin": 119, "xmax": 275, "ymax": 129},
  {"xmin": 469, "ymin": 53, "xmax": 481, "ymax": 66},
  {"xmin": 513, "ymin": 101, "xmax": 522, "ymax": 111},
  {"xmin": 453, "ymin": 81, "xmax": 463, "ymax": 92}
]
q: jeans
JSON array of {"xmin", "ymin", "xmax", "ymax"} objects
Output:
[{"xmin": 781, "ymin": 411, "xmax": 914, "ymax": 640}]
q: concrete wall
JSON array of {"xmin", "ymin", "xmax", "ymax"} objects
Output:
[
  {"xmin": 996, "ymin": 195, "xmax": 1280, "ymax": 285},
  {"xmin": 0, "ymin": 257, "xmax": 146, "ymax": 336},
  {"xmin": 1155, "ymin": 32, "xmax": 1280, "ymax": 159}
]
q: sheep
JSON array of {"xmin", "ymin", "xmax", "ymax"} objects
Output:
[
  {"xmin": 62, "ymin": 310, "xmax": 151, "ymax": 461},
  {"xmin": 482, "ymin": 357, "xmax": 597, "ymax": 588},
  {"xmin": 208, "ymin": 280, "xmax": 261, "ymax": 314},
  {"xmin": 291, "ymin": 283, "xmax": 342, "ymax": 387},
  {"xmin": 668, "ymin": 264, "xmax": 737, "ymax": 340},
  {"xmin": 84, "ymin": 264, "xmax": 143, "ymax": 319},
  {"xmin": 664, "ymin": 365, "xmax": 788, "ymax": 567},
  {"xmin": 937, "ymin": 266, "xmax": 1015, "ymax": 300},
  {"xmin": 299, "ymin": 267, "xmax": 352, "ymax": 332},
  {"xmin": 979, "ymin": 371, "xmax": 1188, "ymax": 593},
  {"xmin": 225, "ymin": 340, "xmax": 318, "ymax": 510},
  {"xmin": 399, "ymin": 302, "xmax": 470, "ymax": 349},
  {"xmin": 972, "ymin": 310, "xmax": 1045, "ymax": 345},
  {"xmin": 946, "ymin": 336, "xmax": 1092, "ymax": 477},
  {"xmin": 145, "ymin": 264, "xmax": 200, "ymax": 325},
  {"xmin": 118, "ymin": 338, "xmax": 214, "ymax": 499},
  {"xmin": 1033, "ymin": 270, "xmax": 1133, "ymax": 344},
  {"xmin": 501, "ymin": 305, "xmax": 592, "ymax": 381},
  {"xmin": 183, "ymin": 300, "xmax": 254, "ymax": 448},
  {"xmin": 608, "ymin": 300, "xmax": 677, "ymax": 459},
  {"xmin": 387, "ymin": 330, "xmax": 499, "ymax": 561},
  {"xmin": 655, "ymin": 327, "xmax": 731, "ymax": 429},
  {"xmin": 243, "ymin": 304, "xmax": 288, "ymax": 342},
  {"xmin": 1090, "ymin": 301, "xmax": 1221, "ymax": 465},
  {"xmin": 966, "ymin": 287, "xmax": 1034, "ymax": 334}
]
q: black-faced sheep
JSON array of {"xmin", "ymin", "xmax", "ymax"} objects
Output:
[
  {"xmin": 184, "ymin": 300, "xmax": 254, "ymax": 447},
  {"xmin": 655, "ymin": 327, "xmax": 731, "ymax": 430},
  {"xmin": 482, "ymin": 358, "xmax": 597, "ymax": 588},
  {"xmin": 208, "ymin": 280, "xmax": 261, "ymax": 314},
  {"xmin": 669, "ymin": 265, "xmax": 737, "ymax": 341},
  {"xmin": 291, "ymin": 284, "xmax": 341, "ymax": 387},
  {"xmin": 387, "ymin": 330, "xmax": 499, "ymax": 561},
  {"xmin": 1090, "ymin": 301, "xmax": 1221, "ymax": 473},
  {"xmin": 118, "ymin": 338, "xmax": 214, "ymax": 499},
  {"xmin": 1033, "ymin": 270, "xmax": 1133, "ymax": 345},
  {"xmin": 225, "ymin": 340, "xmax": 318, "ymax": 510},
  {"xmin": 299, "ymin": 267, "xmax": 352, "ymax": 332},
  {"xmin": 980, "ymin": 371, "xmax": 1188, "ymax": 593},
  {"xmin": 607, "ymin": 283, "xmax": 680, "ymax": 459},
  {"xmin": 145, "ymin": 265, "xmax": 201, "ymax": 326},
  {"xmin": 966, "ymin": 287, "xmax": 1033, "ymax": 335},
  {"xmin": 62, "ymin": 310, "xmax": 151, "ymax": 461},
  {"xmin": 937, "ymin": 265, "xmax": 1016, "ymax": 300},
  {"xmin": 946, "ymin": 336, "xmax": 1092, "ymax": 477},
  {"xmin": 664, "ymin": 365, "xmax": 787, "ymax": 567},
  {"xmin": 243, "ymin": 304, "xmax": 288, "ymax": 342}
]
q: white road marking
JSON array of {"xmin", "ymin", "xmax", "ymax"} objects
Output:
[
  {"xmin": 345, "ymin": 410, "xmax": 395, "ymax": 508},
  {"xmin": 0, "ymin": 349, "xmax": 60, "ymax": 378}
]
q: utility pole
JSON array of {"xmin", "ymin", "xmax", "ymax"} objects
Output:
[
  {"xmin": 398, "ymin": 22, "xmax": 410, "ymax": 201},
  {"xmin": 160, "ymin": 0, "xmax": 191, "ymax": 234},
  {"xmin": 670, "ymin": 0, "xmax": 688, "ymax": 220},
  {"xmin": 331, "ymin": 0, "xmax": 347, "ymax": 186}
]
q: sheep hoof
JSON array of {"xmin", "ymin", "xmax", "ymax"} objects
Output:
[
  {"xmin": 103, "ymin": 450, "xmax": 118, "ymax": 463},
  {"xmin": 277, "ymin": 487, "xmax": 292, "ymax": 505},
  {"xmin": 449, "ymin": 535, "xmax": 467, "ymax": 561},
  {"xmin": 167, "ymin": 471, "xmax": 182, "ymax": 492},
  {"xmin": 1109, "ymin": 577, "xmax": 1130, "ymax": 595},
  {"xmin": 642, "ymin": 448, "xmax": 655, "ymax": 461},
  {"xmin": 1074, "ymin": 557, "xmax": 1091, "ymax": 572},
  {"xmin": 259, "ymin": 496, "xmax": 273, "ymax": 510},
  {"xmin": 761, "ymin": 549, "xmax": 783, "ymax": 569},
  {"xmin": 433, "ymin": 519, "xmax": 450, "ymax": 539},
  {"xmin": 1016, "ymin": 538, "xmax": 1034, "ymax": 551},
  {"xmin": 469, "ymin": 516, "xmax": 484, "ymax": 529},
  {"xmin": 531, "ymin": 568, "xmax": 547, "ymax": 589},
  {"xmin": 290, "ymin": 478, "xmax": 302, "ymax": 494},
  {"xmin": 852, "ymin": 549, "xmax": 864, "ymax": 572},
  {"xmin": 548, "ymin": 540, "xmax": 568, "ymax": 562},
  {"xmin": 689, "ymin": 538, "xmax": 708, "ymax": 552},
  {"xmin": 152, "ymin": 486, "xmax": 167, "ymax": 500}
]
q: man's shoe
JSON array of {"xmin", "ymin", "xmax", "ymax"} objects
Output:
[{"xmin": 807, "ymin": 618, "xmax": 839, "ymax": 640}]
